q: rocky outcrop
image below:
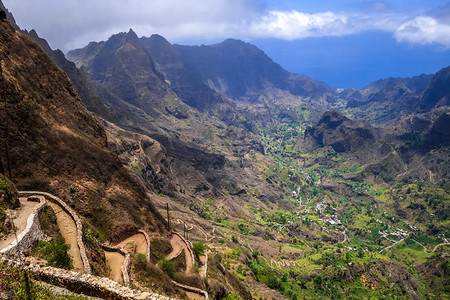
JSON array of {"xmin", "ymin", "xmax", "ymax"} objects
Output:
[
  {"xmin": 417, "ymin": 66, "xmax": 450, "ymax": 112},
  {"xmin": 426, "ymin": 112, "xmax": 450, "ymax": 146},
  {"xmin": 298, "ymin": 111, "xmax": 382, "ymax": 159}
]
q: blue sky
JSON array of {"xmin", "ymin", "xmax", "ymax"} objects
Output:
[{"xmin": 4, "ymin": 0, "xmax": 450, "ymax": 88}]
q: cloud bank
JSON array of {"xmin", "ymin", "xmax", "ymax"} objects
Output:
[{"xmin": 3, "ymin": 0, "xmax": 450, "ymax": 51}]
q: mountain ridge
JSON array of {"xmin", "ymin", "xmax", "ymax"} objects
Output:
[{"xmin": 1, "ymin": 2, "xmax": 449, "ymax": 298}]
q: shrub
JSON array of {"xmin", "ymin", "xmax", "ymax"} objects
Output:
[
  {"xmin": 160, "ymin": 258, "xmax": 175, "ymax": 276},
  {"xmin": 36, "ymin": 235, "xmax": 73, "ymax": 270},
  {"xmin": 222, "ymin": 293, "xmax": 240, "ymax": 300},
  {"xmin": 134, "ymin": 253, "xmax": 148, "ymax": 271},
  {"xmin": 193, "ymin": 241, "xmax": 206, "ymax": 257},
  {"xmin": 0, "ymin": 175, "xmax": 19, "ymax": 209}
]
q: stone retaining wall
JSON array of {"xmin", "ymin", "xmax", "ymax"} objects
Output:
[
  {"xmin": 19, "ymin": 191, "xmax": 91, "ymax": 274},
  {"xmin": 138, "ymin": 230, "xmax": 151, "ymax": 263},
  {"xmin": 171, "ymin": 280, "xmax": 208, "ymax": 300},
  {"xmin": 202, "ymin": 254, "xmax": 208, "ymax": 278},
  {"xmin": 1, "ymin": 258, "xmax": 173, "ymax": 300},
  {"xmin": 171, "ymin": 232, "xmax": 209, "ymax": 299},
  {"xmin": 101, "ymin": 244, "xmax": 131, "ymax": 286},
  {"xmin": 0, "ymin": 196, "xmax": 47, "ymax": 257}
]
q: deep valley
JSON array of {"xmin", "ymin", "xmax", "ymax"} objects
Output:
[{"xmin": 0, "ymin": 2, "xmax": 449, "ymax": 299}]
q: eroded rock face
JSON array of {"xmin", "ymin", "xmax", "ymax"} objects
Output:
[
  {"xmin": 298, "ymin": 111, "xmax": 381, "ymax": 156},
  {"xmin": 427, "ymin": 112, "xmax": 450, "ymax": 146},
  {"xmin": 418, "ymin": 66, "xmax": 450, "ymax": 112}
]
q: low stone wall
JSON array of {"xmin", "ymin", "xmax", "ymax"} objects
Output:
[
  {"xmin": 101, "ymin": 244, "xmax": 131, "ymax": 286},
  {"xmin": 19, "ymin": 191, "xmax": 91, "ymax": 274},
  {"xmin": 202, "ymin": 254, "xmax": 208, "ymax": 278},
  {"xmin": 138, "ymin": 230, "xmax": 151, "ymax": 263},
  {"xmin": 0, "ymin": 196, "xmax": 47, "ymax": 257},
  {"xmin": 171, "ymin": 280, "xmax": 208, "ymax": 300},
  {"xmin": 1, "ymin": 258, "xmax": 173, "ymax": 300},
  {"xmin": 171, "ymin": 232, "xmax": 209, "ymax": 299}
]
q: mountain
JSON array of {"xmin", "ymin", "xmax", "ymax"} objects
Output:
[
  {"xmin": 67, "ymin": 30, "xmax": 288, "ymax": 221},
  {"xmin": 0, "ymin": 1, "xmax": 19, "ymax": 30},
  {"xmin": 172, "ymin": 38, "xmax": 335, "ymax": 102},
  {"xmin": 0, "ymin": 8, "xmax": 167, "ymax": 273},
  {"xmin": 3, "ymin": 1, "xmax": 449, "ymax": 297},
  {"xmin": 297, "ymin": 110, "xmax": 450, "ymax": 184},
  {"xmin": 341, "ymin": 74, "xmax": 434, "ymax": 125},
  {"xmin": 140, "ymin": 34, "xmax": 239, "ymax": 122},
  {"xmin": 417, "ymin": 66, "xmax": 450, "ymax": 112},
  {"xmin": 298, "ymin": 111, "xmax": 383, "ymax": 157},
  {"xmin": 23, "ymin": 29, "xmax": 120, "ymax": 123}
]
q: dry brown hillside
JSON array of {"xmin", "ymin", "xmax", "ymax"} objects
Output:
[{"xmin": 0, "ymin": 14, "xmax": 166, "ymax": 246}]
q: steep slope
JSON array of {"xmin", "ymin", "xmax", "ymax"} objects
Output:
[
  {"xmin": 0, "ymin": 0, "xmax": 19, "ymax": 30},
  {"xmin": 0, "ymin": 13, "xmax": 166, "ymax": 246},
  {"xmin": 299, "ymin": 111, "xmax": 383, "ymax": 155},
  {"xmin": 24, "ymin": 29, "xmax": 120, "ymax": 123},
  {"xmin": 342, "ymin": 74, "xmax": 433, "ymax": 125},
  {"xmin": 417, "ymin": 66, "xmax": 450, "ymax": 112},
  {"xmin": 67, "ymin": 30, "xmax": 223, "ymax": 143},
  {"xmin": 140, "ymin": 34, "xmax": 240, "ymax": 125},
  {"xmin": 297, "ymin": 110, "xmax": 449, "ymax": 184},
  {"xmin": 67, "ymin": 30, "xmax": 286, "ymax": 221},
  {"xmin": 173, "ymin": 38, "xmax": 335, "ymax": 102}
]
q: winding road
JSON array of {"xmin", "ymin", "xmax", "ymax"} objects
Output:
[
  {"xmin": 1, "ymin": 192, "xmax": 209, "ymax": 300},
  {"xmin": 167, "ymin": 233, "xmax": 194, "ymax": 273}
]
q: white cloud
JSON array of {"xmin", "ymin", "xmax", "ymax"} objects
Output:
[
  {"xmin": 3, "ymin": 0, "xmax": 262, "ymax": 51},
  {"xmin": 3, "ymin": 0, "xmax": 450, "ymax": 51},
  {"xmin": 394, "ymin": 16, "xmax": 450, "ymax": 48},
  {"xmin": 246, "ymin": 10, "xmax": 405, "ymax": 40},
  {"xmin": 248, "ymin": 11, "xmax": 351, "ymax": 39}
]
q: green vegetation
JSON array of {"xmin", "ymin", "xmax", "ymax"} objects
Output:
[
  {"xmin": 213, "ymin": 111, "xmax": 450, "ymax": 299},
  {"xmin": 160, "ymin": 258, "xmax": 175, "ymax": 276},
  {"xmin": 132, "ymin": 254, "xmax": 179, "ymax": 296},
  {"xmin": 0, "ymin": 261, "xmax": 86, "ymax": 299},
  {"xmin": 193, "ymin": 240, "xmax": 206, "ymax": 257},
  {"xmin": 34, "ymin": 235, "xmax": 73, "ymax": 270}
]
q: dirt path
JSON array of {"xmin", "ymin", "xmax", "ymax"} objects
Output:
[
  {"xmin": 185, "ymin": 291, "xmax": 205, "ymax": 300},
  {"xmin": 104, "ymin": 250, "xmax": 125, "ymax": 284},
  {"xmin": 116, "ymin": 233, "xmax": 147, "ymax": 255},
  {"xmin": 432, "ymin": 243, "xmax": 450, "ymax": 253},
  {"xmin": 47, "ymin": 201, "xmax": 83, "ymax": 272},
  {"xmin": 0, "ymin": 197, "xmax": 41, "ymax": 250},
  {"xmin": 167, "ymin": 234, "xmax": 193, "ymax": 273}
]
